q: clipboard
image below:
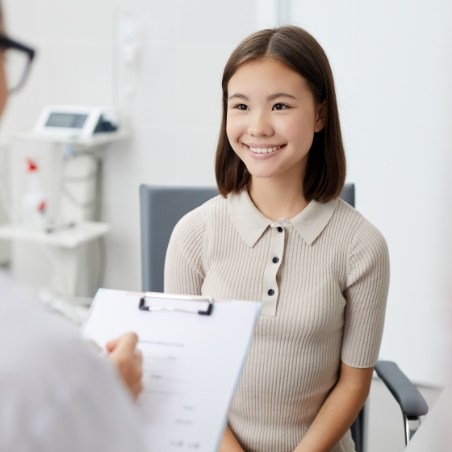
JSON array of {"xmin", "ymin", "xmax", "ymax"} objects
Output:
[
  {"xmin": 82, "ymin": 288, "xmax": 261, "ymax": 452},
  {"xmin": 138, "ymin": 291, "xmax": 214, "ymax": 315}
]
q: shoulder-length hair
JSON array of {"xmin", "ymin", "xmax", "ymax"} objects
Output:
[{"xmin": 215, "ymin": 25, "xmax": 346, "ymax": 202}]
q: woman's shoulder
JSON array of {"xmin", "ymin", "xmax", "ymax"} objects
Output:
[
  {"xmin": 334, "ymin": 198, "xmax": 388, "ymax": 256},
  {"xmin": 167, "ymin": 195, "xmax": 227, "ymax": 266},
  {"xmin": 171, "ymin": 194, "xmax": 226, "ymax": 237}
]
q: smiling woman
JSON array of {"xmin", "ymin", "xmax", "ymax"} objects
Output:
[{"xmin": 165, "ymin": 25, "xmax": 389, "ymax": 452}]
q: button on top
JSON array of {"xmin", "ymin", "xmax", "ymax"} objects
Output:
[
  {"xmin": 267, "ymin": 289, "xmax": 275, "ymax": 296},
  {"xmin": 272, "ymin": 257, "xmax": 279, "ymax": 264},
  {"xmin": 277, "ymin": 226, "xmax": 283, "ymax": 233}
]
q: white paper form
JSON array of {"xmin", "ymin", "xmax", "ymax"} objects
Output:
[{"xmin": 82, "ymin": 289, "xmax": 261, "ymax": 452}]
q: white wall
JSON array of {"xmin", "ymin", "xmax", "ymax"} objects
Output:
[
  {"xmin": 287, "ymin": 0, "xmax": 452, "ymax": 386},
  {"xmin": 1, "ymin": 0, "xmax": 258, "ymax": 290},
  {"xmin": 2, "ymin": 0, "xmax": 451, "ymax": 386}
]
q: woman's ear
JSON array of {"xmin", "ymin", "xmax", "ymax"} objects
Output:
[{"xmin": 314, "ymin": 101, "xmax": 327, "ymax": 132}]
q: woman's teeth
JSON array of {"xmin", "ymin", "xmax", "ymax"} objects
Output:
[{"xmin": 248, "ymin": 146, "xmax": 281, "ymax": 154}]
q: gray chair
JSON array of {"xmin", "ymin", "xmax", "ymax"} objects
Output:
[
  {"xmin": 139, "ymin": 183, "xmax": 428, "ymax": 452},
  {"xmin": 140, "ymin": 185, "xmax": 218, "ymax": 293}
]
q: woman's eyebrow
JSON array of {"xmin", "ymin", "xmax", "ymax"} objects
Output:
[
  {"xmin": 228, "ymin": 93, "xmax": 248, "ymax": 101},
  {"xmin": 228, "ymin": 92, "xmax": 297, "ymax": 101},
  {"xmin": 267, "ymin": 92, "xmax": 297, "ymax": 101}
]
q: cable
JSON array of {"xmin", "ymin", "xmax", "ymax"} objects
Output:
[
  {"xmin": 61, "ymin": 186, "xmax": 97, "ymax": 209},
  {"xmin": 60, "ymin": 152, "xmax": 100, "ymax": 212}
]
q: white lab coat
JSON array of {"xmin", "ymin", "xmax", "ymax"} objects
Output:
[{"xmin": 0, "ymin": 270, "xmax": 148, "ymax": 452}]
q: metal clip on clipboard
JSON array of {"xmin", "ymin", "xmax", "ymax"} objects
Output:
[{"xmin": 138, "ymin": 292, "xmax": 214, "ymax": 316}]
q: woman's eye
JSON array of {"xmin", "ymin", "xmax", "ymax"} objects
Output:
[
  {"xmin": 236, "ymin": 104, "xmax": 248, "ymax": 111},
  {"xmin": 272, "ymin": 103, "xmax": 288, "ymax": 111}
]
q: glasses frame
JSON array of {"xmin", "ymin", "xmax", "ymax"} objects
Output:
[{"xmin": 0, "ymin": 33, "xmax": 36, "ymax": 93}]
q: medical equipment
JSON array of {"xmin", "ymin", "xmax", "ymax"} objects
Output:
[
  {"xmin": 34, "ymin": 105, "xmax": 121, "ymax": 140},
  {"xmin": 0, "ymin": 105, "xmax": 128, "ymax": 320}
]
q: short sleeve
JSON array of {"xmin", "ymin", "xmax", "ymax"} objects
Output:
[
  {"xmin": 164, "ymin": 207, "xmax": 206, "ymax": 296},
  {"xmin": 341, "ymin": 219, "xmax": 390, "ymax": 368}
]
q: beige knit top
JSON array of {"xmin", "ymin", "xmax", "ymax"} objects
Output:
[{"xmin": 164, "ymin": 190, "xmax": 390, "ymax": 452}]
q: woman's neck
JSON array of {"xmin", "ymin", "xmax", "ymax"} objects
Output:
[{"xmin": 248, "ymin": 177, "xmax": 307, "ymax": 221}]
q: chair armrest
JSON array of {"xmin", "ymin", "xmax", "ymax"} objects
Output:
[{"xmin": 375, "ymin": 360, "xmax": 428, "ymax": 420}]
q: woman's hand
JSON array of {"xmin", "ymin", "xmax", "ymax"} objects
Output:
[
  {"xmin": 219, "ymin": 426, "xmax": 245, "ymax": 452},
  {"xmin": 293, "ymin": 362, "xmax": 373, "ymax": 452},
  {"xmin": 106, "ymin": 332, "xmax": 143, "ymax": 399}
]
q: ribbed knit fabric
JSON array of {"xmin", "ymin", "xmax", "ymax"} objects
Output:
[{"xmin": 164, "ymin": 191, "xmax": 390, "ymax": 452}]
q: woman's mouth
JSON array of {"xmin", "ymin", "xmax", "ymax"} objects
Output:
[{"xmin": 247, "ymin": 145, "xmax": 284, "ymax": 155}]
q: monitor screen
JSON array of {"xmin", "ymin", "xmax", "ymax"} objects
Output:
[{"xmin": 45, "ymin": 112, "xmax": 88, "ymax": 129}]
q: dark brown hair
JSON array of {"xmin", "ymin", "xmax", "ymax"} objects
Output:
[{"xmin": 215, "ymin": 25, "xmax": 346, "ymax": 202}]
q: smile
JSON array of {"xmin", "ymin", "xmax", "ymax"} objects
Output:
[{"xmin": 247, "ymin": 145, "xmax": 283, "ymax": 154}]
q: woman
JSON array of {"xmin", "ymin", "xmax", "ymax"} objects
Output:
[{"xmin": 165, "ymin": 25, "xmax": 389, "ymax": 452}]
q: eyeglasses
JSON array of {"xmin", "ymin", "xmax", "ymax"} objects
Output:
[{"xmin": 0, "ymin": 34, "xmax": 36, "ymax": 93}]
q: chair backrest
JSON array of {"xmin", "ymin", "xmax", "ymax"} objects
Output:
[
  {"xmin": 139, "ymin": 185, "xmax": 218, "ymax": 292},
  {"xmin": 340, "ymin": 182, "xmax": 355, "ymax": 207},
  {"xmin": 139, "ymin": 182, "xmax": 364, "ymax": 449}
]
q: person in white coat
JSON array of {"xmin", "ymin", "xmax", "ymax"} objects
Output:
[{"xmin": 0, "ymin": 5, "xmax": 147, "ymax": 451}]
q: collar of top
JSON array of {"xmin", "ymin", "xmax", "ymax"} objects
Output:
[{"xmin": 227, "ymin": 190, "xmax": 338, "ymax": 247}]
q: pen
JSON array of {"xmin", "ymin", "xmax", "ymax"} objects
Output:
[{"xmin": 45, "ymin": 221, "xmax": 76, "ymax": 234}]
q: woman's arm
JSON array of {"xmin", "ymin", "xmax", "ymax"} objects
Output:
[
  {"xmin": 164, "ymin": 210, "xmax": 205, "ymax": 295},
  {"xmin": 219, "ymin": 426, "xmax": 245, "ymax": 452},
  {"xmin": 293, "ymin": 362, "xmax": 373, "ymax": 452}
]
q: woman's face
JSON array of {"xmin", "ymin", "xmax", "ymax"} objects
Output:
[{"xmin": 226, "ymin": 57, "xmax": 325, "ymax": 186}]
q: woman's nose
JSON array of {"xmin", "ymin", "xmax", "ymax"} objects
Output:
[{"xmin": 247, "ymin": 111, "xmax": 273, "ymax": 137}]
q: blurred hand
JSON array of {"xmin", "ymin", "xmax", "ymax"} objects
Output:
[{"xmin": 106, "ymin": 332, "xmax": 143, "ymax": 399}]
